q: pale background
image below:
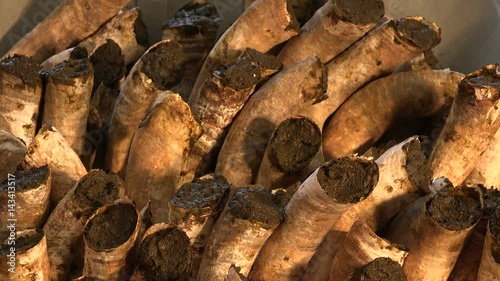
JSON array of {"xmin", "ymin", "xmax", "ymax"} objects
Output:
[{"xmin": 0, "ymin": 0, "xmax": 499, "ymax": 73}]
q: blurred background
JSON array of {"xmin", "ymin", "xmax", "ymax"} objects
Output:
[
  {"xmin": 0, "ymin": 0, "xmax": 498, "ymax": 73},
  {"xmin": 0, "ymin": 0, "xmax": 244, "ymax": 57}
]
